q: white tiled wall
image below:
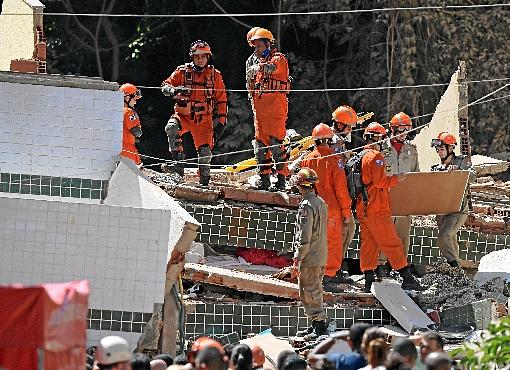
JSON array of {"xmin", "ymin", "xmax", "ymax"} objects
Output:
[
  {"xmin": 0, "ymin": 196, "xmax": 170, "ymax": 313},
  {"xmin": 0, "ymin": 81, "xmax": 123, "ymax": 180},
  {"xmin": 87, "ymin": 330, "xmax": 142, "ymax": 352}
]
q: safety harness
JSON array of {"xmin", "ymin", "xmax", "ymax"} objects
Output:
[
  {"xmin": 174, "ymin": 63, "xmax": 216, "ymax": 119},
  {"xmin": 251, "ymin": 50, "xmax": 291, "ymax": 96}
]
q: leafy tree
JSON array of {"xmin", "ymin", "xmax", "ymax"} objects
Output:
[
  {"xmin": 40, "ymin": 0, "xmax": 510, "ymax": 167},
  {"xmin": 451, "ymin": 316, "xmax": 510, "ymax": 369}
]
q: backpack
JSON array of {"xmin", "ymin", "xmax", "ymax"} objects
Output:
[{"xmin": 344, "ymin": 149, "xmax": 370, "ymax": 213}]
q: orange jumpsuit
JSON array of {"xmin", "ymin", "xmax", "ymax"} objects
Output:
[
  {"xmin": 356, "ymin": 148, "xmax": 408, "ymax": 272},
  {"xmin": 163, "ymin": 64, "xmax": 227, "ymax": 149},
  {"xmin": 302, "ymin": 146, "xmax": 352, "ymax": 277},
  {"xmin": 121, "ymin": 106, "xmax": 141, "ymax": 165},
  {"xmin": 250, "ymin": 48, "xmax": 290, "ymax": 176}
]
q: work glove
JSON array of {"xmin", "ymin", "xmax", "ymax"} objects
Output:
[
  {"xmin": 161, "ymin": 85, "xmax": 190, "ymax": 97},
  {"xmin": 213, "ymin": 121, "xmax": 226, "ymax": 142}
]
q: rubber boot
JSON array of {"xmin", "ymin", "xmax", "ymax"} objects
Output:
[
  {"xmin": 199, "ymin": 175, "xmax": 210, "ymax": 187},
  {"xmin": 398, "ymin": 266, "xmax": 425, "ymax": 291},
  {"xmin": 364, "ymin": 270, "xmax": 376, "ymax": 293},
  {"xmin": 295, "ymin": 323, "xmax": 314, "ymax": 338},
  {"xmin": 257, "ymin": 174, "xmax": 271, "ymax": 191},
  {"xmin": 161, "ymin": 152, "xmax": 185, "ymax": 177},
  {"xmin": 272, "ymin": 174, "xmax": 286, "ymax": 191},
  {"xmin": 304, "ymin": 320, "xmax": 328, "ymax": 341},
  {"xmin": 375, "ymin": 261, "xmax": 391, "ymax": 281}
]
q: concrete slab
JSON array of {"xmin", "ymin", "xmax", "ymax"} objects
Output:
[
  {"xmin": 104, "ymin": 158, "xmax": 200, "ymax": 355},
  {"xmin": 371, "ymin": 281, "xmax": 434, "ymax": 333},
  {"xmin": 240, "ymin": 333, "xmax": 294, "ymax": 370},
  {"xmin": 184, "ymin": 263, "xmax": 375, "ymax": 305},
  {"xmin": 474, "ymin": 249, "xmax": 510, "ymax": 286}
]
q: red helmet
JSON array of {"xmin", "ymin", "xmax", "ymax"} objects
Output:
[
  {"xmin": 251, "ymin": 345, "xmax": 265, "ymax": 368},
  {"xmin": 119, "ymin": 83, "xmax": 141, "ymax": 99},
  {"xmin": 431, "ymin": 132, "xmax": 457, "ymax": 147},
  {"xmin": 312, "ymin": 123, "xmax": 334, "ymax": 140},
  {"xmin": 364, "ymin": 122, "xmax": 387, "ymax": 136},
  {"xmin": 189, "ymin": 40, "xmax": 212, "ymax": 56},
  {"xmin": 332, "ymin": 106, "xmax": 357, "ymax": 126},
  {"xmin": 188, "ymin": 337, "xmax": 225, "ymax": 363},
  {"xmin": 390, "ymin": 112, "xmax": 412, "ymax": 127},
  {"xmin": 247, "ymin": 27, "xmax": 260, "ymax": 46},
  {"xmin": 292, "ymin": 167, "xmax": 318, "ymax": 187}
]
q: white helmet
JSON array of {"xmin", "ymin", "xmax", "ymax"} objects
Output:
[{"xmin": 96, "ymin": 336, "xmax": 131, "ymax": 365}]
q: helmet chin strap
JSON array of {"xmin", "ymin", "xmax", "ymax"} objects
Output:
[{"xmin": 441, "ymin": 148, "xmax": 455, "ymax": 164}]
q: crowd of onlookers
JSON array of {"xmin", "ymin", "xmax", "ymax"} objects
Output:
[{"xmin": 87, "ymin": 323, "xmax": 453, "ymax": 370}]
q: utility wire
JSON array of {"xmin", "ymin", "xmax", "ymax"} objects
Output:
[
  {"xmin": 9, "ymin": 92, "xmax": 510, "ymax": 186},
  {"xmin": 139, "ymin": 77, "xmax": 510, "ymax": 93},
  {"xmin": 139, "ymin": 84, "xmax": 510, "ymax": 168},
  {"xmin": 3, "ymin": 3, "xmax": 510, "ymax": 18}
]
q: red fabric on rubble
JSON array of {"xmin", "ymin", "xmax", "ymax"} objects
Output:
[{"xmin": 236, "ymin": 247, "xmax": 291, "ymax": 268}]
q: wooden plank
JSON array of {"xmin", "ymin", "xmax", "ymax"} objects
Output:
[
  {"xmin": 390, "ymin": 171, "xmax": 469, "ymax": 216},
  {"xmin": 170, "ymin": 185, "xmax": 221, "ymax": 203},
  {"xmin": 221, "ymin": 186, "xmax": 301, "ymax": 208},
  {"xmin": 184, "ymin": 263, "xmax": 374, "ymax": 305}
]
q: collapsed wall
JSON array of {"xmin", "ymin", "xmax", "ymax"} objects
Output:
[{"xmin": 0, "ymin": 72, "xmax": 199, "ymax": 351}]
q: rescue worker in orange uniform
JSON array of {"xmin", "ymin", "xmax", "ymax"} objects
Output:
[
  {"xmin": 330, "ymin": 105, "xmax": 358, "ymax": 262},
  {"xmin": 119, "ymin": 83, "xmax": 143, "ymax": 165},
  {"xmin": 161, "ymin": 40, "xmax": 228, "ymax": 186},
  {"xmin": 431, "ymin": 132, "xmax": 476, "ymax": 267},
  {"xmin": 379, "ymin": 112, "xmax": 419, "ymax": 275},
  {"xmin": 301, "ymin": 123, "xmax": 353, "ymax": 285},
  {"xmin": 358, "ymin": 123, "xmax": 424, "ymax": 293},
  {"xmin": 247, "ymin": 28, "xmax": 291, "ymax": 191}
]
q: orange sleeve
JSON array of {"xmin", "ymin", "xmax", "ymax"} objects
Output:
[
  {"xmin": 214, "ymin": 70, "xmax": 228, "ymax": 123},
  {"xmin": 162, "ymin": 68, "xmax": 183, "ymax": 87},
  {"xmin": 368, "ymin": 152, "xmax": 399, "ymax": 189},
  {"xmin": 331, "ymin": 156, "xmax": 352, "ymax": 217},
  {"xmin": 270, "ymin": 52, "xmax": 289, "ymax": 81},
  {"xmin": 124, "ymin": 108, "xmax": 141, "ymax": 130}
]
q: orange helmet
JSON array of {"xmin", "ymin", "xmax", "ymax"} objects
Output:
[
  {"xmin": 312, "ymin": 123, "xmax": 334, "ymax": 140},
  {"xmin": 292, "ymin": 167, "xmax": 318, "ymax": 188},
  {"xmin": 431, "ymin": 132, "xmax": 457, "ymax": 147},
  {"xmin": 247, "ymin": 27, "xmax": 260, "ymax": 46},
  {"xmin": 189, "ymin": 40, "xmax": 212, "ymax": 56},
  {"xmin": 251, "ymin": 345, "xmax": 265, "ymax": 368},
  {"xmin": 119, "ymin": 83, "xmax": 141, "ymax": 99},
  {"xmin": 188, "ymin": 337, "xmax": 225, "ymax": 363},
  {"xmin": 249, "ymin": 28, "xmax": 275, "ymax": 43},
  {"xmin": 332, "ymin": 106, "xmax": 357, "ymax": 126},
  {"xmin": 363, "ymin": 123, "xmax": 387, "ymax": 140},
  {"xmin": 390, "ymin": 112, "xmax": 412, "ymax": 127}
]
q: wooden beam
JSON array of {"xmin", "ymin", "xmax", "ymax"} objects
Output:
[
  {"xmin": 221, "ymin": 186, "xmax": 301, "ymax": 208},
  {"xmin": 184, "ymin": 263, "xmax": 375, "ymax": 306}
]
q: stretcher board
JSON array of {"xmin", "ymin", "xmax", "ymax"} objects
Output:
[{"xmin": 389, "ymin": 170, "xmax": 469, "ymax": 216}]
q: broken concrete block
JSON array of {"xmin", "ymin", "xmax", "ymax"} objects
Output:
[
  {"xmin": 371, "ymin": 281, "xmax": 435, "ymax": 333},
  {"xmin": 474, "ymin": 249, "xmax": 510, "ymax": 286},
  {"xmin": 439, "ymin": 298, "xmax": 495, "ymax": 330},
  {"xmin": 241, "ymin": 333, "xmax": 294, "ymax": 370}
]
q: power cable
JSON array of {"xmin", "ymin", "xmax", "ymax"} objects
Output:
[
  {"xmin": 136, "ymin": 84, "xmax": 510, "ymax": 168},
  {"xmin": 3, "ymin": 3, "xmax": 510, "ymax": 18},
  {"xmin": 139, "ymin": 76, "xmax": 510, "ymax": 93}
]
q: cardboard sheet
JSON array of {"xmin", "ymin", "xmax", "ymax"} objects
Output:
[{"xmin": 389, "ymin": 171, "xmax": 469, "ymax": 216}]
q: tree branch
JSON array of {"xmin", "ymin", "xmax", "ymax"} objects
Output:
[{"xmin": 210, "ymin": 0, "xmax": 252, "ymax": 28}]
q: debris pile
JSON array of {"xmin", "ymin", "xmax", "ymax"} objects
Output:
[{"xmin": 415, "ymin": 260, "xmax": 506, "ymax": 310}]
